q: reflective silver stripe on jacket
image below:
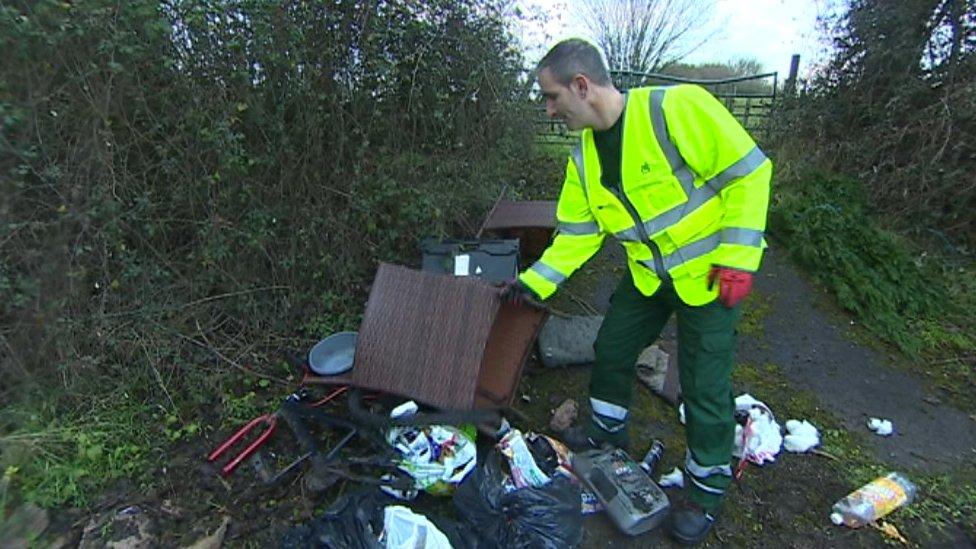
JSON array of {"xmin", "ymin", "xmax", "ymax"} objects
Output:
[
  {"xmin": 615, "ymin": 226, "xmax": 642, "ymax": 242},
  {"xmin": 637, "ymin": 227, "xmax": 764, "ymax": 272},
  {"xmin": 704, "ymin": 146, "xmax": 767, "ymax": 194},
  {"xmin": 529, "ymin": 261, "xmax": 566, "ymax": 285},
  {"xmin": 685, "ymin": 449, "xmax": 733, "ymax": 478},
  {"xmin": 615, "ymin": 201, "xmax": 686, "ymax": 242},
  {"xmin": 575, "ymin": 88, "xmax": 768, "ymax": 263},
  {"xmin": 611, "ymin": 145, "xmax": 768, "ymax": 243},
  {"xmin": 557, "ymin": 221, "xmax": 600, "ymax": 236},
  {"xmin": 652, "ymin": 87, "xmax": 767, "ymax": 198},
  {"xmin": 720, "ymin": 227, "xmax": 764, "ymax": 247},
  {"xmin": 650, "ymin": 88, "xmax": 696, "ymax": 195},
  {"xmin": 590, "ymin": 397, "xmax": 628, "ymax": 420},
  {"xmin": 571, "ymin": 144, "xmax": 588, "ymax": 203}
]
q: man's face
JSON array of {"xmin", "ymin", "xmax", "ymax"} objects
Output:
[{"xmin": 538, "ymin": 68, "xmax": 589, "ymax": 131}]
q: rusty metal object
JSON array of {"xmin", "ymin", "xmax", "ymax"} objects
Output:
[
  {"xmin": 478, "ymin": 199, "xmax": 557, "ymax": 263},
  {"xmin": 307, "ymin": 263, "xmax": 546, "ymax": 410}
]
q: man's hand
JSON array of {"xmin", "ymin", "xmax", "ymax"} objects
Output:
[
  {"xmin": 500, "ymin": 278, "xmax": 538, "ymax": 307},
  {"xmin": 708, "ymin": 266, "xmax": 753, "ymax": 308}
]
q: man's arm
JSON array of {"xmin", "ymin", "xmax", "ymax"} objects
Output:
[
  {"xmin": 518, "ymin": 154, "xmax": 605, "ymax": 300},
  {"xmin": 663, "ymin": 84, "xmax": 772, "ymax": 272}
]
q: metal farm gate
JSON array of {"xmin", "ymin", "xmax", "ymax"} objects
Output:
[{"xmin": 532, "ymin": 69, "xmax": 778, "ymax": 143}]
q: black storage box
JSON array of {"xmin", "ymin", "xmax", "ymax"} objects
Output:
[{"xmin": 420, "ymin": 239, "xmax": 519, "ymax": 283}]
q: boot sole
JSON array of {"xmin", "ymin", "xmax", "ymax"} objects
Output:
[{"xmin": 667, "ymin": 517, "xmax": 712, "ymax": 546}]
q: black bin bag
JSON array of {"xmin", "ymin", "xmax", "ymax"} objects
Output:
[
  {"xmin": 280, "ymin": 489, "xmax": 386, "ymax": 549},
  {"xmin": 453, "ymin": 450, "xmax": 583, "ymax": 549},
  {"xmin": 281, "ymin": 489, "xmax": 479, "ymax": 549}
]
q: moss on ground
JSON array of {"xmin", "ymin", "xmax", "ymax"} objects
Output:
[
  {"xmin": 737, "ymin": 291, "xmax": 772, "ymax": 338},
  {"xmin": 732, "ymin": 361, "xmax": 976, "ymax": 543}
]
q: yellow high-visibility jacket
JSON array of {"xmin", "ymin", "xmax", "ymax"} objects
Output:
[{"xmin": 520, "ymin": 84, "xmax": 772, "ymax": 306}]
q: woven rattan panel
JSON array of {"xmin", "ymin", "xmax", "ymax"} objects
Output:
[
  {"xmin": 479, "ymin": 200, "xmax": 556, "ymax": 264},
  {"xmin": 350, "ymin": 263, "xmax": 501, "ymax": 409},
  {"xmin": 475, "ymin": 301, "xmax": 546, "ymax": 407},
  {"xmin": 480, "ymin": 200, "xmax": 556, "ymax": 231}
]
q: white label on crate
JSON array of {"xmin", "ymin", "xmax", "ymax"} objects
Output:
[{"xmin": 454, "ymin": 254, "xmax": 470, "ymax": 276}]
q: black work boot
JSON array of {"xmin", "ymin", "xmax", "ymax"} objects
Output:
[
  {"xmin": 668, "ymin": 502, "xmax": 718, "ymax": 546},
  {"xmin": 560, "ymin": 425, "xmax": 629, "ymax": 452}
]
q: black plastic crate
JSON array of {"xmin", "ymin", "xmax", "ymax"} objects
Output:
[{"xmin": 420, "ymin": 238, "xmax": 519, "ymax": 283}]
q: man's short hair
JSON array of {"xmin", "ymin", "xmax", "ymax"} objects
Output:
[{"xmin": 537, "ymin": 38, "xmax": 611, "ymax": 87}]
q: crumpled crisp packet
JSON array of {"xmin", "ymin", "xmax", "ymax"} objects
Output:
[{"xmin": 386, "ymin": 401, "xmax": 477, "ymax": 495}]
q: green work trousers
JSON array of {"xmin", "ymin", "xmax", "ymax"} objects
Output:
[{"xmin": 589, "ymin": 273, "xmax": 741, "ymax": 511}]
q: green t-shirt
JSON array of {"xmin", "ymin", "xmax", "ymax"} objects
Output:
[{"xmin": 592, "ymin": 104, "xmax": 625, "ymax": 190}]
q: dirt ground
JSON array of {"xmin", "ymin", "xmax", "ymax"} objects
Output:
[{"xmin": 45, "ymin": 242, "xmax": 976, "ymax": 548}]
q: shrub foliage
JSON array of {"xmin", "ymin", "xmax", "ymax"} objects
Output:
[
  {"xmin": 0, "ymin": 0, "xmax": 544, "ymax": 502},
  {"xmin": 775, "ymin": 0, "xmax": 975, "ymax": 246},
  {"xmin": 769, "ymin": 0, "xmax": 974, "ymax": 389}
]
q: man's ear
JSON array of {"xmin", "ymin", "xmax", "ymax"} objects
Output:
[{"xmin": 572, "ymin": 74, "xmax": 589, "ymax": 99}]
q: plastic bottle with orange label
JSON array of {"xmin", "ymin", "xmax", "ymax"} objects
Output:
[{"xmin": 830, "ymin": 472, "xmax": 918, "ymax": 527}]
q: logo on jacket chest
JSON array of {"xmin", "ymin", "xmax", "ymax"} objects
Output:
[{"xmin": 640, "ymin": 162, "xmax": 651, "ymax": 175}]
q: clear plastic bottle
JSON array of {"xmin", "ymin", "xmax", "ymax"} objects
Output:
[{"xmin": 830, "ymin": 472, "xmax": 918, "ymax": 528}]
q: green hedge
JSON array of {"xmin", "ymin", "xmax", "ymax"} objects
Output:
[
  {"xmin": 0, "ymin": 0, "xmax": 553, "ymax": 505},
  {"xmin": 769, "ymin": 172, "xmax": 963, "ymax": 355}
]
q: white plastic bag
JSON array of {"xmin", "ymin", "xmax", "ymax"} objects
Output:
[
  {"xmin": 383, "ymin": 506, "xmax": 453, "ymax": 549},
  {"xmin": 732, "ymin": 394, "xmax": 783, "ymax": 465},
  {"xmin": 784, "ymin": 419, "xmax": 820, "ymax": 452}
]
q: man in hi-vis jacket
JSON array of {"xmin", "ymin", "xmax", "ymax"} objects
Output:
[{"xmin": 503, "ymin": 39, "xmax": 771, "ymax": 546}]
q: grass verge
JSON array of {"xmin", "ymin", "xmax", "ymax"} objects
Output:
[
  {"xmin": 733, "ymin": 361, "xmax": 975, "ymax": 542},
  {"xmin": 769, "ymin": 170, "xmax": 975, "ymax": 413}
]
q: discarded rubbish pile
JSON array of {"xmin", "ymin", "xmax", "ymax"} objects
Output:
[
  {"xmin": 455, "ymin": 430, "xmax": 583, "ymax": 548},
  {"xmin": 204, "ymin": 195, "xmax": 574, "ymax": 547},
  {"xmin": 278, "ymin": 428, "xmax": 583, "ymax": 549},
  {"xmin": 280, "ymin": 489, "xmax": 472, "ymax": 549},
  {"xmin": 202, "ymin": 194, "xmax": 920, "ymax": 546}
]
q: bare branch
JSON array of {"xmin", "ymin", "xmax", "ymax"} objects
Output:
[{"xmin": 577, "ymin": 0, "xmax": 718, "ymax": 74}]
